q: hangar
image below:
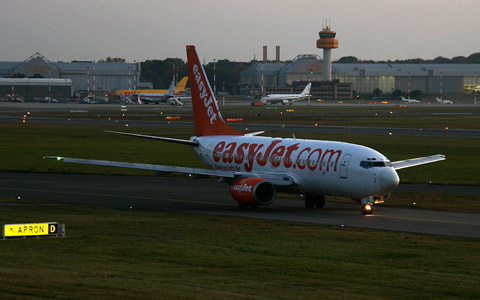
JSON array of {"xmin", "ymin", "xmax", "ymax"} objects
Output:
[
  {"xmin": 0, "ymin": 53, "xmax": 139, "ymax": 99},
  {"xmin": 240, "ymin": 55, "xmax": 480, "ymax": 97}
]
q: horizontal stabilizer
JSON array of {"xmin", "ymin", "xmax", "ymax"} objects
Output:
[{"xmin": 392, "ymin": 154, "xmax": 445, "ymax": 170}]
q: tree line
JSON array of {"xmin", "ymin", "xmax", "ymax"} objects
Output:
[
  {"xmin": 336, "ymin": 52, "xmax": 480, "ymax": 64},
  {"xmin": 140, "ymin": 58, "xmax": 250, "ymax": 94}
]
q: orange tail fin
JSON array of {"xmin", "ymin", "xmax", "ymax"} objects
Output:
[{"xmin": 186, "ymin": 45, "xmax": 241, "ymax": 136}]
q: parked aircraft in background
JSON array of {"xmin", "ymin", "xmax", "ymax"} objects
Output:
[
  {"xmin": 46, "ymin": 46, "xmax": 445, "ymax": 215},
  {"xmin": 401, "ymin": 96, "xmax": 420, "ymax": 104},
  {"xmin": 260, "ymin": 83, "xmax": 312, "ymax": 105},
  {"xmin": 131, "ymin": 81, "xmax": 176, "ymax": 103},
  {"xmin": 436, "ymin": 97, "xmax": 454, "ymax": 104},
  {"xmin": 113, "ymin": 77, "xmax": 189, "ymax": 97}
]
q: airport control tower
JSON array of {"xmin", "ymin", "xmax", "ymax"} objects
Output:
[{"xmin": 316, "ymin": 25, "xmax": 338, "ymax": 81}]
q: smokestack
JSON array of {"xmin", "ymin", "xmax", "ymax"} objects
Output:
[
  {"xmin": 263, "ymin": 45, "xmax": 268, "ymax": 63},
  {"xmin": 276, "ymin": 46, "xmax": 280, "ymax": 63}
]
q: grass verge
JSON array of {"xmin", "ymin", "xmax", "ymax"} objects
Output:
[{"xmin": 0, "ymin": 197, "xmax": 479, "ymax": 300}]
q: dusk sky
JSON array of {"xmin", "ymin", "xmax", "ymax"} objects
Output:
[{"xmin": 1, "ymin": 0, "xmax": 479, "ymax": 63}]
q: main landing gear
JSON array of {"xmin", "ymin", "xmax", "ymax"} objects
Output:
[{"xmin": 304, "ymin": 195, "xmax": 325, "ymax": 208}]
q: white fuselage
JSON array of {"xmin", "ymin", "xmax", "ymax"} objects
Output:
[{"xmin": 192, "ymin": 135, "xmax": 399, "ymax": 199}]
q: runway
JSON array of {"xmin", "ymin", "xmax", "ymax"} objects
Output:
[{"xmin": 1, "ymin": 172, "xmax": 479, "ymax": 239}]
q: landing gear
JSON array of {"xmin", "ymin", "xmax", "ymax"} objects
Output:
[
  {"xmin": 305, "ymin": 195, "xmax": 325, "ymax": 208},
  {"xmin": 238, "ymin": 202, "xmax": 258, "ymax": 210},
  {"xmin": 361, "ymin": 204, "xmax": 373, "ymax": 215}
]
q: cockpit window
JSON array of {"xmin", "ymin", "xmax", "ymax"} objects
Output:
[{"xmin": 360, "ymin": 161, "xmax": 392, "ymax": 169}]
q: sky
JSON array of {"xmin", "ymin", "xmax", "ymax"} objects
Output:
[{"xmin": 1, "ymin": 0, "xmax": 479, "ymax": 63}]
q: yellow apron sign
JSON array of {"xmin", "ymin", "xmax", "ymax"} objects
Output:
[{"xmin": 3, "ymin": 223, "xmax": 59, "ymax": 237}]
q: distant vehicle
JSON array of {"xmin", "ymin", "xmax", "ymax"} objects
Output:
[
  {"xmin": 81, "ymin": 96, "xmax": 108, "ymax": 104},
  {"xmin": 400, "ymin": 96, "xmax": 420, "ymax": 104},
  {"xmin": 436, "ymin": 97, "xmax": 453, "ymax": 104},
  {"xmin": 168, "ymin": 97, "xmax": 185, "ymax": 106},
  {"xmin": 46, "ymin": 45, "xmax": 446, "ymax": 215},
  {"xmin": 261, "ymin": 83, "xmax": 312, "ymax": 105}
]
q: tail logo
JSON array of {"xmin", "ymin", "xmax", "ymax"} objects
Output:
[{"xmin": 193, "ymin": 64, "xmax": 217, "ymax": 125}]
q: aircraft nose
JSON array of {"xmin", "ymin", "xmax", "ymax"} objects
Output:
[{"xmin": 379, "ymin": 167, "xmax": 400, "ymax": 193}]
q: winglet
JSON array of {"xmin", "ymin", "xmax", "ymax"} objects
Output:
[{"xmin": 186, "ymin": 45, "xmax": 241, "ymax": 136}]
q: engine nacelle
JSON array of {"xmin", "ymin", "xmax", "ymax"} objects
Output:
[{"xmin": 231, "ymin": 178, "xmax": 276, "ymax": 206}]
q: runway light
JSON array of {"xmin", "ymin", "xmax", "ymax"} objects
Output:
[
  {"xmin": 17, "ymin": 196, "xmax": 21, "ymax": 200},
  {"xmin": 315, "ymin": 123, "xmax": 318, "ymax": 126},
  {"xmin": 413, "ymin": 202, "xmax": 416, "ymax": 205},
  {"xmin": 388, "ymin": 132, "xmax": 392, "ymax": 135},
  {"xmin": 445, "ymin": 126, "xmax": 449, "ymax": 130},
  {"xmin": 341, "ymin": 224, "xmax": 344, "ymax": 227},
  {"xmin": 125, "ymin": 124, "xmax": 129, "ymax": 127}
]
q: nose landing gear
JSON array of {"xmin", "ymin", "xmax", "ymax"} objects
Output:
[
  {"xmin": 361, "ymin": 196, "xmax": 374, "ymax": 215},
  {"xmin": 361, "ymin": 204, "xmax": 373, "ymax": 215}
]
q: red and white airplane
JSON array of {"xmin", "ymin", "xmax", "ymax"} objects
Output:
[{"xmin": 46, "ymin": 45, "xmax": 445, "ymax": 215}]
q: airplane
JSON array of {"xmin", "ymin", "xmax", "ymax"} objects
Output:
[
  {"xmin": 45, "ymin": 45, "xmax": 446, "ymax": 215},
  {"xmin": 436, "ymin": 97, "xmax": 453, "ymax": 104},
  {"xmin": 260, "ymin": 83, "xmax": 312, "ymax": 105},
  {"xmin": 400, "ymin": 96, "xmax": 420, "ymax": 104},
  {"xmin": 173, "ymin": 76, "xmax": 189, "ymax": 95},
  {"xmin": 113, "ymin": 76, "xmax": 189, "ymax": 97},
  {"xmin": 131, "ymin": 81, "xmax": 176, "ymax": 103}
]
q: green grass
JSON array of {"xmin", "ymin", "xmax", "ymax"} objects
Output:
[
  {"xmin": 1, "ymin": 122, "xmax": 478, "ymax": 186},
  {"xmin": 386, "ymin": 192, "xmax": 480, "ymax": 212},
  {"xmin": 0, "ymin": 198, "xmax": 479, "ymax": 300},
  {"xmin": 29, "ymin": 105, "xmax": 480, "ymax": 129}
]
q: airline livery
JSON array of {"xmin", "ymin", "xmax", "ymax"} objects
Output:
[{"xmin": 46, "ymin": 46, "xmax": 445, "ymax": 215}]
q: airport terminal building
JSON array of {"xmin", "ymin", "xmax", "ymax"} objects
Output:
[
  {"xmin": 241, "ymin": 55, "xmax": 480, "ymax": 98},
  {"xmin": 0, "ymin": 53, "xmax": 140, "ymax": 99}
]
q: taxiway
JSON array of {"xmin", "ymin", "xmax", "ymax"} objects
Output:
[{"xmin": 1, "ymin": 172, "xmax": 479, "ymax": 239}]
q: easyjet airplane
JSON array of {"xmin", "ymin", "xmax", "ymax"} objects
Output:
[{"xmin": 46, "ymin": 46, "xmax": 445, "ymax": 215}]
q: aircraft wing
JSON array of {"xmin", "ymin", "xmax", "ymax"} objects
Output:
[
  {"xmin": 44, "ymin": 156, "xmax": 234, "ymax": 177},
  {"xmin": 104, "ymin": 131, "xmax": 199, "ymax": 146},
  {"xmin": 43, "ymin": 156, "xmax": 295, "ymax": 187},
  {"xmin": 391, "ymin": 154, "xmax": 445, "ymax": 170}
]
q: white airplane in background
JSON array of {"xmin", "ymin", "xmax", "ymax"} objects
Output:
[
  {"xmin": 436, "ymin": 97, "xmax": 454, "ymax": 104},
  {"xmin": 261, "ymin": 83, "xmax": 312, "ymax": 105},
  {"xmin": 45, "ymin": 45, "xmax": 446, "ymax": 215},
  {"xmin": 401, "ymin": 96, "xmax": 420, "ymax": 104},
  {"xmin": 131, "ymin": 81, "xmax": 176, "ymax": 103}
]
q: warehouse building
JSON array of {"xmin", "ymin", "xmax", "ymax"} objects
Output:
[
  {"xmin": 241, "ymin": 56, "xmax": 480, "ymax": 98},
  {"xmin": 0, "ymin": 53, "xmax": 139, "ymax": 99}
]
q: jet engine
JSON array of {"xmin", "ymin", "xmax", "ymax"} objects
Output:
[{"xmin": 230, "ymin": 178, "xmax": 276, "ymax": 206}]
